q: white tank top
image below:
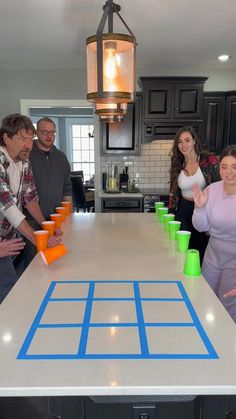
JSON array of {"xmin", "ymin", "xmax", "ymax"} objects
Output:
[{"xmin": 178, "ymin": 167, "xmax": 206, "ymax": 198}]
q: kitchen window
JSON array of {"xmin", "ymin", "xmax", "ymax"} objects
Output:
[{"xmin": 66, "ymin": 118, "xmax": 94, "ymax": 182}]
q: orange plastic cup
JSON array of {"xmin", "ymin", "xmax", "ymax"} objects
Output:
[
  {"xmin": 40, "ymin": 243, "xmax": 67, "ymax": 265},
  {"xmin": 55, "ymin": 207, "xmax": 66, "ymax": 221},
  {"xmin": 61, "ymin": 201, "xmax": 71, "ymax": 215},
  {"xmin": 50, "ymin": 213, "xmax": 62, "ymax": 229},
  {"xmin": 34, "ymin": 230, "xmax": 49, "ymax": 252},
  {"xmin": 42, "ymin": 221, "xmax": 55, "ymax": 236}
]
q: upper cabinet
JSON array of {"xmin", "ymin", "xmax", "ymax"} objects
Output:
[
  {"xmin": 138, "ymin": 77, "xmax": 207, "ymax": 142},
  {"xmin": 201, "ymin": 92, "xmax": 225, "ymax": 153},
  {"xmin": 224, "ymin": 92, "xmax": 236, "ymax": 147},
  {"xmin": 201, "ymin": 91, "xmax": 236, "ymax": 153},
  {"xmin": 100, "ymin": 93, "xmax": 142, "ymax": 156}
]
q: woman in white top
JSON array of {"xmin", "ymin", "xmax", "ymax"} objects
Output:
[{"xmin": 168, "ymin": 126, "xmax": 219, "ymax": 263}]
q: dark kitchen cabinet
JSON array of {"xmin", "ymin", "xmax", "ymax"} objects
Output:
[
  {"xmin": 141, "ymin": 81, "xmax": 172, "ymax": 120},
  {"xmin": 138, "ymin": 77, "xmax": 207, "ymax": 120},
  {"xmin": 201, "ymin": 92, "xmax": 225, "ymax": 153},
  {"xmin": 174, "ymin": 83, "xmax": 204, "ymax": 119},
  {"xmin": 224, "ymin": 92, "xmax": 236, "ymax": 147},
  {"xmin": 100, "ymin": 93, "xmax": 141, "ymax": 156},
  {"xmin": 138, "ymin": 77, "xmax": 207, "ymax": 142},
  {"xmin": 201, "ymin": 91, "xmax": 236, "ymax": 153}
]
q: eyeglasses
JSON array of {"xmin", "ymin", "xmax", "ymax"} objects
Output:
[{"xmin": 39, "ymin": 130, "xmax": 56, "ymax": 137}]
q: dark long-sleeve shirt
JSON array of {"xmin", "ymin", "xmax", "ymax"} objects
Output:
[{"xmin": 29, "ymin": 141, "xmax": 72, "ymax": 219}]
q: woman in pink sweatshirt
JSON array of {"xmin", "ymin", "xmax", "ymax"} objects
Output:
[{"xmin": 192, "ymin": 145, "xmax": 236, "ymax": 322}]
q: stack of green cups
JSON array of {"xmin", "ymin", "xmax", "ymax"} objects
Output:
[
  {"xmin": 157, "ymin": 207, "xmax": 168, "ymax": 223},
  {"xmin": 154, "ymin": 201, "xmax": 164, "ymax": 217},
  {"xmin": 176, "ymin": 230, "xmax": 191, "ymax": 252},
  {"xmin": 183, "ymin": 249, "xmax": 201, "ymax": 277},
  {"xmin": 168, "ymin": 220, "xmax": 181, "ymax": 240},
  {"xmin": 162, "ymin": 213, "xmax": 175, "ymax": 231}
]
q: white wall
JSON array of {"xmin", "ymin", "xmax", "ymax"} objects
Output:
[
  {"xmin": 0, "ymin": 69, "xmax": 87, "ymax": 120},
  {"xmin": 136, "ymin": 67, "xmax": 236, "ymax": 91},
  {"xmin": 0, "ymin": 67, "xmax": 236, "ymax": 120}
]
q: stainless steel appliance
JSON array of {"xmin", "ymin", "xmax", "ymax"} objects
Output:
[{"xmin": 142, "ymin": 191, "xmax": 169, "ymax": 212}]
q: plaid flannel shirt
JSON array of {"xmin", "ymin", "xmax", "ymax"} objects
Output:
[{"xmin": 0, "ymin": 151, "xmax": 38, "ymax": 239}]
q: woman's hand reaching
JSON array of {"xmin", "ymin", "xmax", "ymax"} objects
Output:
[
  {"xmin": 192, "ymin": 183, "xmax": 208, "ymax": 208},
  {"xmin": 223, "ymin": 288, "xmax": 236, "ymax": 298}
]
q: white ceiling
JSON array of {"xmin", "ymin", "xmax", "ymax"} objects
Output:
[{"xmin": 0, "ymin": 0, "xmax": 236, "ymax": 76}]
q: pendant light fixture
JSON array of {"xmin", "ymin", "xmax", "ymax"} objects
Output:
[
  {"xmin": 86, "ymin": 0, "xmax": 136, "ymax": 107},
  {"xmin": 95, "ymin": 102, "xmax": 127, "ymax": 122}
]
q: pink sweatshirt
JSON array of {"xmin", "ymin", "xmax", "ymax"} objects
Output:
[{"xmin": 192, "ymin": 180, "xmax": 236, "ymax": 242}]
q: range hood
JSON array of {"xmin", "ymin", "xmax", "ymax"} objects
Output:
[{"xmin": 142, "ymin": 121, "xmax": 202, "ymax": 142}]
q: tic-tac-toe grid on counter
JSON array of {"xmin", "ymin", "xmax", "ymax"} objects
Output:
[{"xmin": 18, "ymin": 281, "xmax": 218, "ymax": 360}]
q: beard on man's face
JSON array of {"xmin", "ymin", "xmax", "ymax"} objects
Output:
[{"xmin": 15, "ymin": 150, "xmax": 31, "ymax": 162}]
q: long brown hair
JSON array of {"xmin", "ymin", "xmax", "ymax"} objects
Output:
[
  {"xmin": 169, "ymin": 126, "xmax": 203, "ymax": 195},
  {"xmin": 219, "ymin": 145, "xmax": 236, "ymax": 162}
]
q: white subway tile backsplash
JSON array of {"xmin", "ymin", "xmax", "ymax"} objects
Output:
[
  {"xmin": 145, "ymin": 161, "xmax": 156, "ymax": 167},
  {"xmin": 100, "ymin": 140, "xmax": 173, "ymax": 190}
]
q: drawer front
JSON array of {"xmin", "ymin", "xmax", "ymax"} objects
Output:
[{"xmin": 104, "ymin": 199, "xmax": 140, "ymax": 209}]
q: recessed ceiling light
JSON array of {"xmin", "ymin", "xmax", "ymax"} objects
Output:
[{"xmin": 217, "ymin": 54, "xmax": 230, "ymax": 62}]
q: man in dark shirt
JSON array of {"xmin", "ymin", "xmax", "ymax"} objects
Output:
[
  {"xmin": 24, "ymin": 116, "xmax": 72, "ymax": 267},
  {"xmin": 30, "ymin": 117, "xmax": 72, "ymax": 218}
]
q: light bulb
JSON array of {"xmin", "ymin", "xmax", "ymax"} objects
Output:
[
  {"xmin": 103, "ymin": 41, "xmax": 119, "ymax": 91},
  {"xmin": 104, "ymin": 49, "xmax": 119, "ymax": 79}
]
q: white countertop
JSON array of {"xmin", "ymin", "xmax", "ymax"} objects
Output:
[{"xmin": 0, "ymin": 213, "xmax": 236, "ymax": 397}]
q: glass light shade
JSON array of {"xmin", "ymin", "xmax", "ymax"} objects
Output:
[
  {"xmin": 87, "ymin": 34, "xmax": 136, "ymax": 104},
  {"xmin": 99, "ymin": 114, "xmax": 125, "ymax": 123},
  {"xmin": 95, "ymin": 102, "xmax": 127, "ymax": 116}
]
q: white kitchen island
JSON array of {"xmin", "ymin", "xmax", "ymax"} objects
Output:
[{"xmin": 0, "ymin": 213, "xmax": 236, "ymax": 418}]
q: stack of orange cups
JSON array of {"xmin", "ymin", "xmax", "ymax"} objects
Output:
[
  {"xmin": 55, "ymin": 207, "xmax": 67, "ymax": 222},
  {"xmin": 34, "ymin": 230, "xmax": 49, "ymax": 252},
  {"xmin": 41, "ymin": 243, "xmax": 67, "ymax": 265},
  {"xmin": 61, "ymin": 201, "xmax": 71, "ymax": 216},
  {"xmin": 42, "ymin": 221, "xmax": 55, "ymax": 236},
  {"xmin": 50, "ymin": 213, "xmax": 63, "ymax": 229}
]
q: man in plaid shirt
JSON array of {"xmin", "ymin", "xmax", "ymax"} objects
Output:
[{"xmin": 0, "ymin": 114, "xmax": 61, "ymax": 303}]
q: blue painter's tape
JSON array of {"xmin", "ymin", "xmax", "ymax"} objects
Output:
[
  {"xmin": 133, "ymin": 282, "xmax": 149, "ymax": 356},
  {"xmin": 177, "ymin": 282, "xmax": 218, "ymax": 359},
  {"xmin": 17, "ymin": 280, "xmax": 218, "ymax": 360},
  {"xmin": 77, "ymin": 282, "xmax": 95, "ymax": 356},
  {"xmin": 17, "ymin": 281, "xmax": 56, "ymax": 360}
]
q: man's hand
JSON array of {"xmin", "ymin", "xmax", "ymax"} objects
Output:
[
  {"xmin": 0, "ymin": 237, "xmax": 25, "ymax": 257},
  {"xmin": 54, "ymin": 228, "xmax": 63, "ymax": 236},
  {"xmin": 47, "ymin": 236, "xmax": 61, "ymax": 248}
]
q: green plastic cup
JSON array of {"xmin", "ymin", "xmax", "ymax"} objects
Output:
[
  {"xmin": 176, "ymin": 230, "xmax": 191, "ymax": 252},
  {"xmin": 183, "ymin": 249, "xmax": 201, "ymax": 277},
  {"xmin": 168, "ymin": 220, "xmax": 181, "ymax": 240},
  {"xmin": 157, "ymin": 207, "xmax": 168, "ymax": 223},
  {"xmin": 154, "ymin": 201, "xmax": 164, "ymax": 215},
  {"xmin": 163, "ymin": 213, "xmax": 175, "ymax": 231}
]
